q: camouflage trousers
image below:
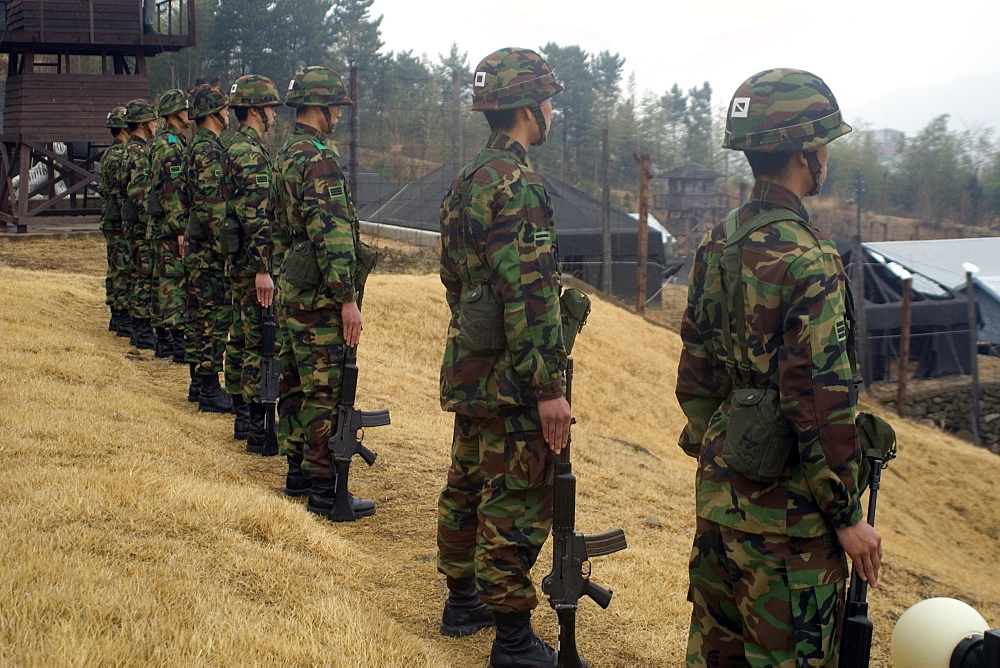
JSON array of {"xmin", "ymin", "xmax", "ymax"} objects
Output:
[
  {"xmin": 101, "ymin": 227, "xmax": 129, "ymax": 310},
  {"xmin": 686, "ymin": 516, "xmax": 847, "ymax": 667},
  {"xmin": 128, "ymin": 235, "xmax": 154, "ymax": 319},
  {"xmin": 276, "ymin": 304, "xmax": 344, "ymax": 480},
  {"xmin": 153, "ymin": 235, "xmax": 185, "ymax": 329},
  {"xmin": 224, "ymin": 274, "xmax": 268, "ymax": 400},
  {"xmin": 437, "ymin": 409, "xmax": 554, "ymax": 614},
  {"xmin": 185, "ymin": 259, "xmax": 231, "ymax": 374}
]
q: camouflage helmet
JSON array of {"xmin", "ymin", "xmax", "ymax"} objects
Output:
[
  {"xmin": 125, "ymin": 98, "xmax": 157, "ymax": 124},
  {"xmin": 285, "ymin": 66, "xmax": 352, "ymax": 108},
  {"xmin": 156, "ymin": 89, "xmax": 188, "ymax": 117},
  {"xmin": 723, "ymin": 68, "xmax": 852, "ymax": 153},
  {"xmin": 471, "ymin": 47, "xmax": 563, "ymax": 111},
  {"xmin": 106, "ymin": 106, "xmax": 128, "ymax": 129},
  {"xmin": 228, "ymin": 74, "xmax": 282, "ymax": 108},
  {"xmin": 189, "ymin": 84, "xmax": 228, "ymax": 120}
]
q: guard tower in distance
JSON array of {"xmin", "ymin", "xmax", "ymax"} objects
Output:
[
  {"xmin": 0, "ymin": 0, "xmax": 194, "ymax": 232},
  {"xmin": 651, "ymin": 161, "xmax": 726, "ymax": 253}
]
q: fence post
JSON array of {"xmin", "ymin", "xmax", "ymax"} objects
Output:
[
  {"xmin": 601, "ymin": 128, "xmax": 611, "ymax": 295},
  {"xmin": 634, "ymin": 153, "xmax": 650, "ymax": 313},
  {"xmin": 349, "ymin": 66, "xmax": 359, "ymax": 207}
]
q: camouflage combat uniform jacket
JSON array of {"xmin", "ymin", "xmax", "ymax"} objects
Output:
[
  {"xmin": 120, "ymin": 134, "xmax": 152, "ymax": 239},
  {"xmin": 149, "ymin": 124, "xmax": 189, "ymax": 241},
  {"xmin": 439, "ymin": 132, "xmax": 566, "ymax": 417},
  {"xmin": 185, "ymin": 127, "xmax": 227, "ymax": 266},
  {"xmin": 676, "ymin": 180, "xmax": 862, "ymax": 538},
  {"xmin": 271, "ymin": 122, "xmax": 357, "ymax": 308},
  {"xmin": 98, "ymin": 140, "xmax": 128, "ymax": 233},
  {"xmin": 223, "ymin": 124, "xmax": 273, "ymax": 278}
]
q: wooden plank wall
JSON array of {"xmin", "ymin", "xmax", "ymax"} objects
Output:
[{"xmin": 2, "ymin": 73, "xmax": 150, "ymax": 143}]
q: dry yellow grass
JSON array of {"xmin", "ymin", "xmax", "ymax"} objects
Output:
[{"xmin": 0, "ymin": 237, "xmax": 998, "ymax": 666}]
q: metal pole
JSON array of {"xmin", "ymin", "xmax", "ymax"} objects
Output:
[
  {"xmin": 634, "ymin": 153, "xmax": 650, "ymax": 313},
  {"xmin": 851, "ymin": 171, "xmax": 868, "ymax": 388},
  {"xmin": 897, "ymin": 276, "xmax": 912, "ymax": 417},
  {"xmin": 349, "ymin": 66, "xmax": 360, "ymax": 207},
  {"xmin": 452, "ymin": 69, "xmax": 462, "ymax": 166},
  {"xmin": 967, "ymin": 269, "xmax": 981, "ymax": 447},
  {"xmin": 601, "ymin": 128, "xmax": 611, "ymax": 295}
]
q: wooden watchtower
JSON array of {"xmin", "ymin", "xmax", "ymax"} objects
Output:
[
  {"xmin": 651, "ymin": 161, "xmax": 726, "ymax": 253},
  {"xmin": 0, "ymin": 0, "xmax": 194, "ymax": 232}
]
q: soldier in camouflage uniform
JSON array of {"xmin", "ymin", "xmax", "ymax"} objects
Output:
[
  {"xmin": 184, "ymin": 84, "xmax": 233, "ymax": 413},
  {"xmin": 271, "ymin": 66, "xmax": 375, "ymax": 518},
  {"xmin": 222, "ymin": 74, "xmax": 281, "ymax": 451},
  {"xmin": 436, "ymin": 48, "xmax": 571, "ymax": 667},
  {"xmin": 675, "ymin": 69, "xmax": 882, "ymax": 667},
  {"xmin": 99, "ymin": 106, "xmax": 131, "ymax": 337},
  {"xmin": 148, "ymin": 88, "xmax": 191, "ymax": 362},
  {"xmin": 119, "ymin": 98, "xmax": 158, "ymax": 351}
]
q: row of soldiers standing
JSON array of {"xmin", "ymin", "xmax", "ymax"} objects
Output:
[{"xmin": 97, "ymin": 66, "xmax": 378, "ymax": 518}]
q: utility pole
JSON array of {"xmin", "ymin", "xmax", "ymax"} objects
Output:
[
  {"xmin": 851, "ymin": 171, "xmax": 868, "ymax": 387},
  {"xmin": 601, "ymin": 128, "xmax": 612, "ymax": 295},
  {"xmin": 452, "ymin": 69, "xmax": 462, "ymax": 166},
  {"xmin": 349, "ymin": 66, "xmax": 360, "ymax": 206},
  {"xmin": 634, "ymin": 153, "xmax": 650, "ymax": 313},
  {"xmin": 965, "ymin": 264, "xmax": 982, "ymax": 447}
]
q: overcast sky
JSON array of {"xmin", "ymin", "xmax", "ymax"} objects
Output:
[{"xmin": 372, "ymin": 0, "xmax": 1000, "ymax": 136}]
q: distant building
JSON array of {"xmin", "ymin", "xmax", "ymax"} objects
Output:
[
  {"xmin": 872, "ymin": 128, "xmax": 906, "ymax": 169},
  {"xmin": 650, "ymin": 161, "xmax": 726, "ymax": 248}
]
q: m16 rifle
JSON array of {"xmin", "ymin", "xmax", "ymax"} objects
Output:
[
  {"xmin": 327, "ymin": 346, "xmax": 389, "ymax": 522},
  {"xmin": 255, "ymin": 305, "xmax": 280, "ymax": 456},
  {"xmin": 541, "ymin": 358, "xmax": 628, "ymax": 667}
]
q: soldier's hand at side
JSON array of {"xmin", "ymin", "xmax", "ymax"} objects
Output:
[
  {"xmin": 836, "ymin": 520, "xmax": 882, "ymax": 588},
  {"xmin": 342, "ymin": 301, "xmax": 362, "ymax": 347},
  {"xmin": 177, "ymin": 234, "xmax": 185, "ymax": 257},
  {"xmin": 538, "ymin": 396, "xmax": 572, "ymax": 454},
  {"xmin": 255, "ymin": 272, "xmax": 274, "ymax": 307}
]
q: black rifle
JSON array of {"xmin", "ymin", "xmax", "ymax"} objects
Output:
[
  {"xmin": 541, "ymin": 359, "xmax": 628, "ymax": 667},
  {"xmin": 256, "ymin": 305, "xmax": 280, "ymax": 456},
  {"xmin": 839, "ymin": 457, "xmax": 884, "ymax": 668},
  {"xmin": 327, "ymin": 346, "xmax": 390, "ymax": 522}
]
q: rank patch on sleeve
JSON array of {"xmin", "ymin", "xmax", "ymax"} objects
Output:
[
  {"xmin": 534, "ymin": 228, "xmax": 554, "ymax": 246},
  {"xmin": 329, "ymin": 183, "xmax": 344, "ymax": 199},
  {"xmin": 835, "ymin": 317, "xmax": 847, "ymax": 343},
  {"xmin": 169, "ymin": 166, "xmax": 182, "ymax": 176},
  {"xmin": 255, "ymin": 174, "xmax": 270, "ymax": 187}
]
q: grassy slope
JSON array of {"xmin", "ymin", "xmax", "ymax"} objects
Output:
[{"xmin": 0, "ymin": 237, "xmax": 997, "ymax": 666}]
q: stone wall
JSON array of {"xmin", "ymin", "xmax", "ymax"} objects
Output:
[{"xmin": 868, "ymin": 378, "xmax": 1000, "ymax": 455}]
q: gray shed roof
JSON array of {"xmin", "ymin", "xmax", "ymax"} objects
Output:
[{"xmin": 864, "ymin": 237, "xmax": 1000, "ymax": 290}]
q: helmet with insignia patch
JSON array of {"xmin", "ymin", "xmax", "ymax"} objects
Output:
[
  {"xmin": 228, "ymin": 74, "xmax": 282, "ymax": 108},
  {"xmin": 723, "ymin": 68, "xmax": 852, "ymax": 153},
  {"xmin": 106, "ymin": 106, "xmax": 128, "ymax": 129},
  {"xmin": 285, "ymin": 66, "xmax": 351, "ymax": 108},
  {"xmin": 471, "ymin": 47, "xmax": 562, "ymax": 111},
  {"xmin": 156, "ymin": 89, "xmax": 188, "ymax": 118},
  {"xmin": 189, "ymin": 84, "xmax": 228, "ymax": 120},
  {"xmin": 124, "ymin": 98, "xmax": 157, "ymax": 124}
]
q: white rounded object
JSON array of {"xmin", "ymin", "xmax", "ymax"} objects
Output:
[{"xmin": 891, "ymin": 597, "xmax": 988, "ymax": 668}]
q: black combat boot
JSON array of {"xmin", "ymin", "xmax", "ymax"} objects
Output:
[
  {"xmin": 115, "ymin": 311, "xmax": 132, "ymax": 338},
  {"xmin": 134, "ymin": 318, "xmax": 156, "ymax": 351},
  {"xmin": 246, "ymin": 402, "xmax": 265, "ymax": 454},
  {"xmin": 488, "ymin": 611, "xmax": 565, "ymax": 668},
  {"xmin": 171, "ymin": 329, "xmax": 186, "ymax": 364},
  {"xmin": 261, "ymin": 404, "xmax": 279, "ymax": 457},
  {"xmin": 154, "ymin": 327, "xmax": 172, "ymax": 358},
  {"xmin": 187, "ymin": 364, "xmax": 202, "ymax": 403},
  {"xmin": 197, "ymin": 373, "xmax": 234, "ymax": 413},
  {"xmin": 440, "ymin": 575, "xmax": 495, "ymax": 637},
  {"xmin": 232, "ymin": 394, "xmax": 250, "ymax": 440},
  {"xmin": 306, "ymin": 477, "xmax": 376, "ymax": 520},
  {"xmin": 108, "ymin": 309, "xmax": 117, "ymax": 332},
  {"xmin": 284, "ymin": 454, "xmax": 311, "ymax": 497}
]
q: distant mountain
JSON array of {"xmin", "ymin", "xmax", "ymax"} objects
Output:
[{"xmin": 845, "ymin": 71, "xmax": 1000, "ymax": 137}]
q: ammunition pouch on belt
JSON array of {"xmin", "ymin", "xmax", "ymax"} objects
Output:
[
  {"xmin": 103, "ymin": 197, "xmax": 122, "ymax": 223},
  {"xmin": 354, "ymin": 240, "xmax": 379, "ymax": 292},
  {"xmin": 559, "ymin": 288, "xmax": 591, "ymax": 355},
  {"xmin": 722, "ymin": 387, "xmax": 795, "ymax": 482},
  {"xmin": 146, "ymin": 189, "xmax": 164, "ymax": 220},
  {"xmin": 284, "ymin": 240, "xmax": 321, "ymax": 290},
  {"xmin": 855, "ymin": 412, "xmax": 897, "ymax": 494},
  {"xmin": 121, "ymin": 197, "xmax": 139, "ymax": 225},
  {"xmin": 458, "ymin": 282, "xmax": 505, "ymax": 354},
  {"xmin": 219, "ymin": 215, "xmax": 243, "ymax": 256},
  {"xmin": 186, "ymin": 210, "xmax": 208, "ymax": 242}
]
